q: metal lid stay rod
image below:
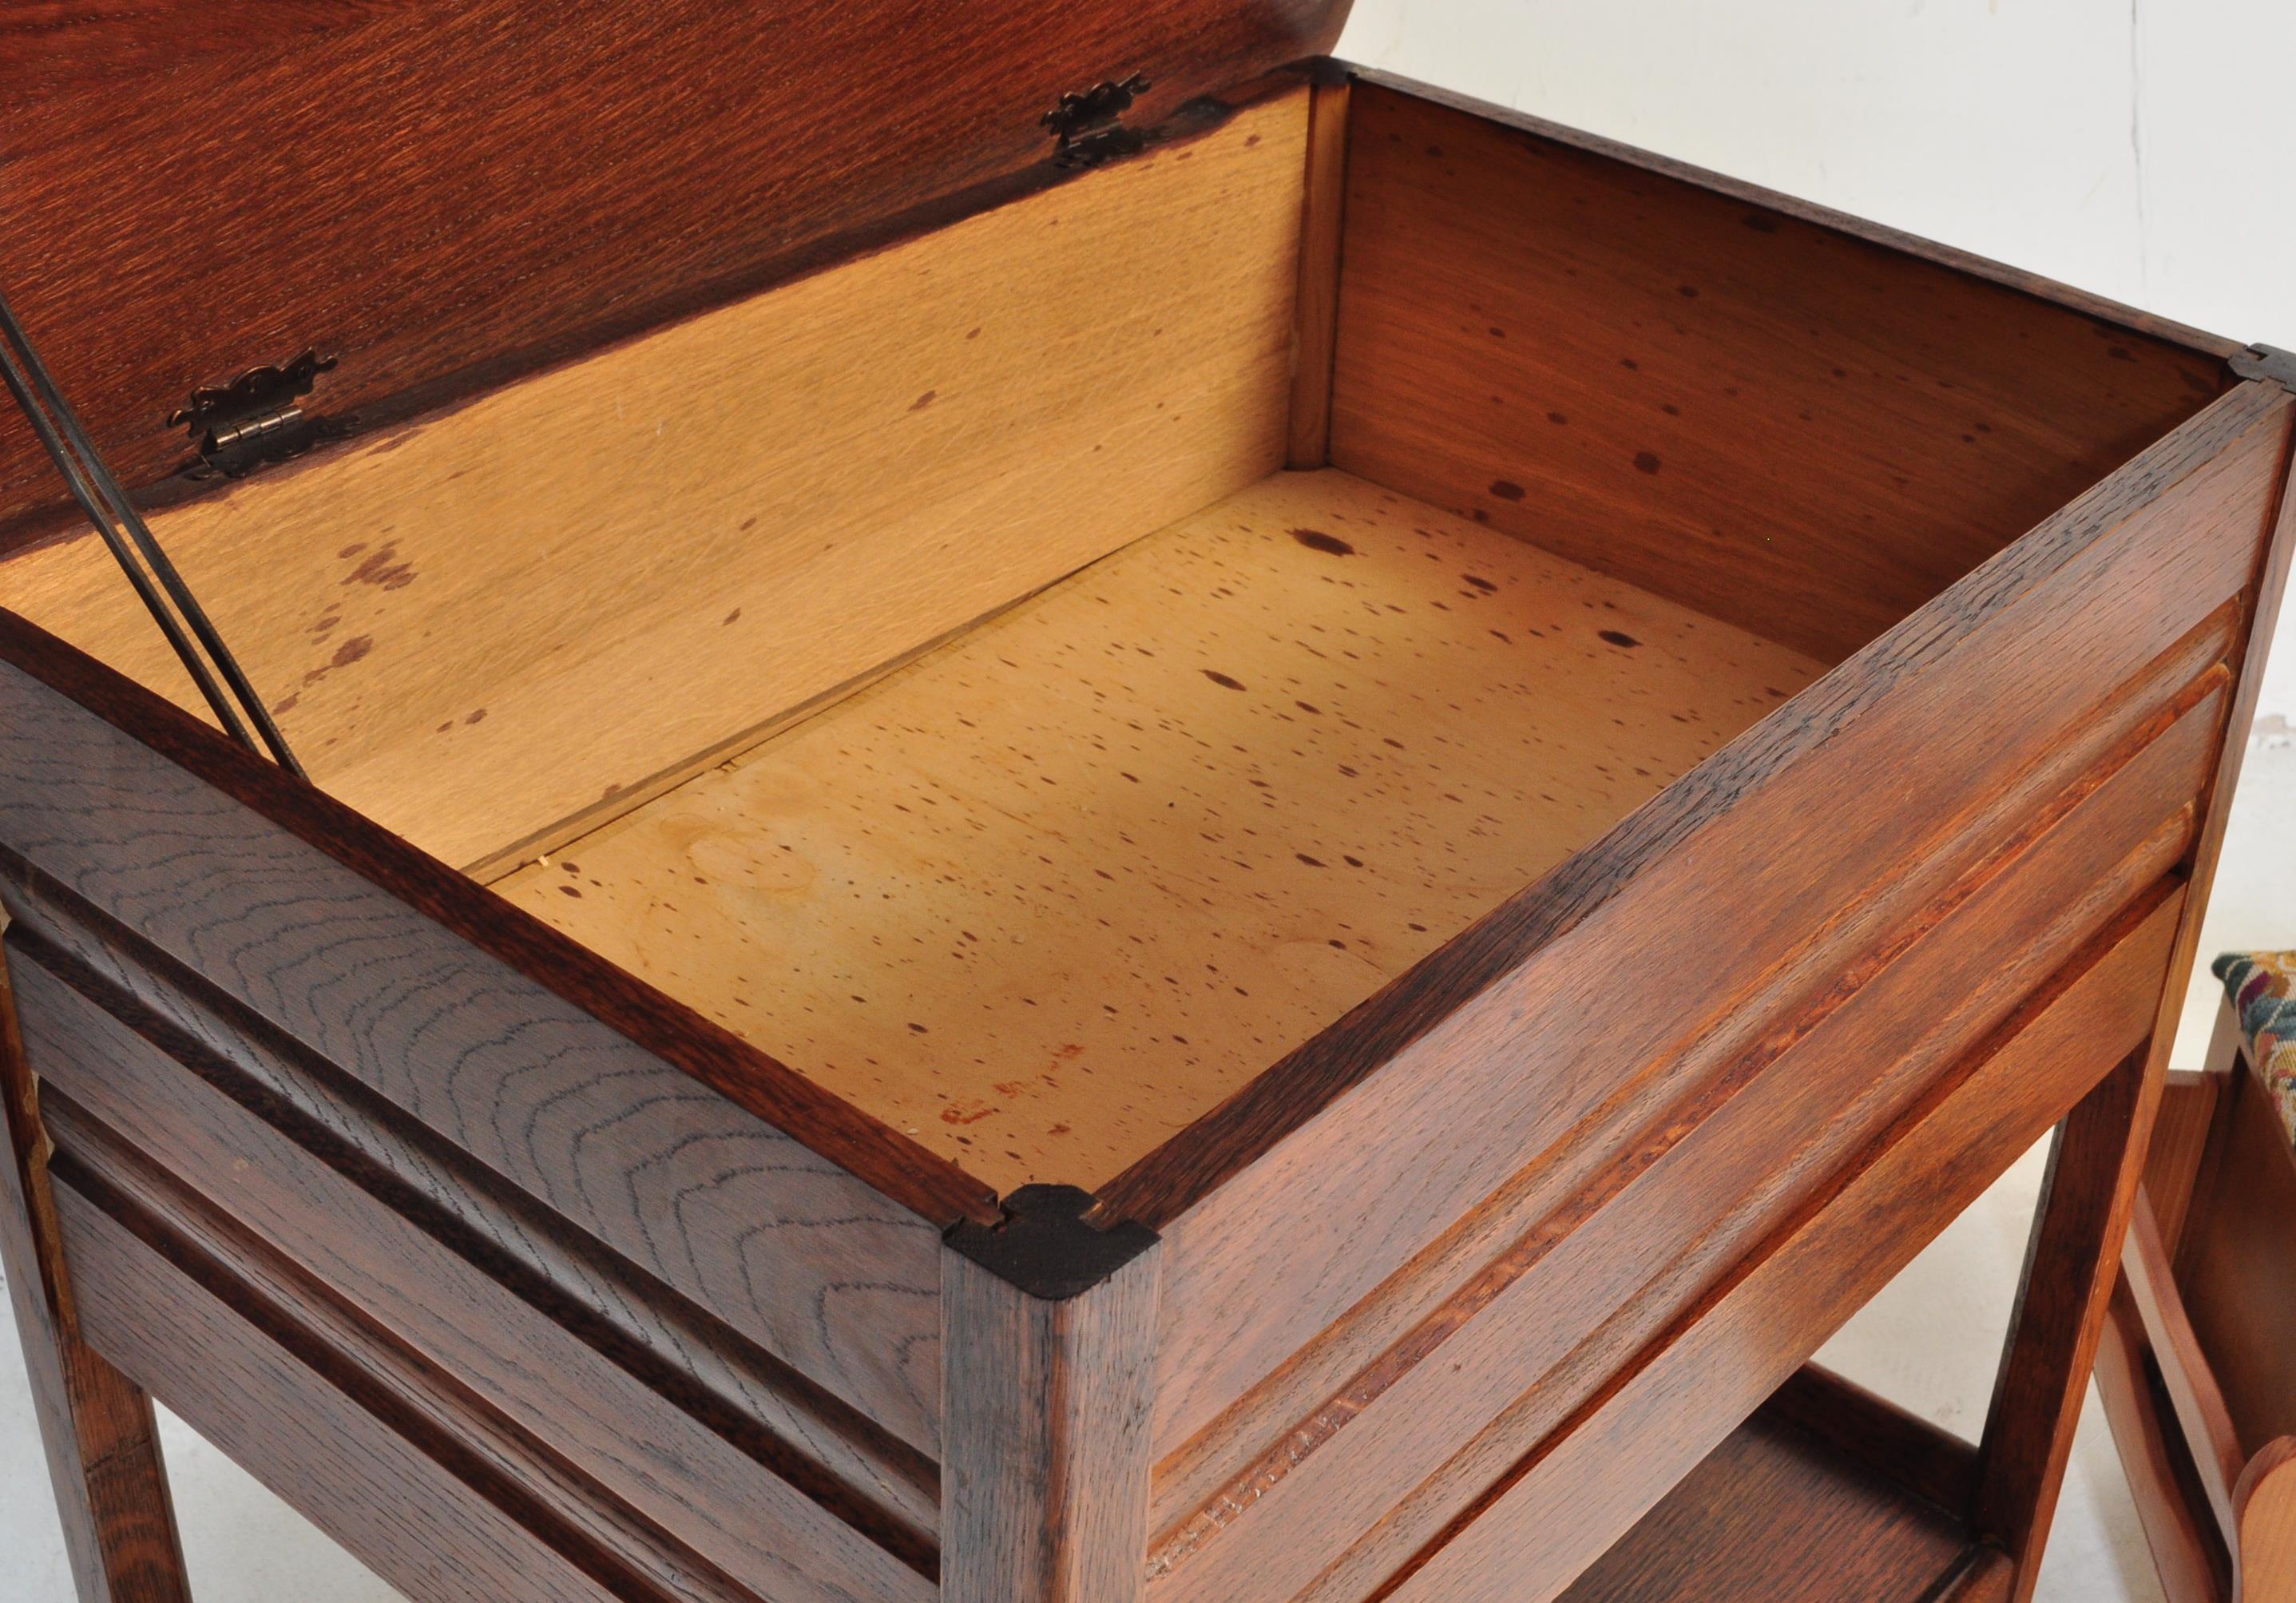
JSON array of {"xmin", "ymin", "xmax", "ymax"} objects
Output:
[{"xmin": 0, "ymin": 286, "xmax": 305, "ymax": 780}]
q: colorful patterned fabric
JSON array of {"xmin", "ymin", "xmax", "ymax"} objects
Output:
[{"xmin": 2215, "ymin": 950, "xmax": 2296, "ymax": 1145}]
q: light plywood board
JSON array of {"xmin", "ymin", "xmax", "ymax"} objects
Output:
[{"xmin": 500, "ymin": 469, "xmax": 1826, "ymax": 1192}]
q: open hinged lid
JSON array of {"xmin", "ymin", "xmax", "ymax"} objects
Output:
[{"xmin": 2, "ymin": 0, "xmax": 1352, "ymax": 550}]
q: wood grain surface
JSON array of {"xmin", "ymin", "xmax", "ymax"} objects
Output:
[
  {"xmin": 0, "ymin": 599, "xmax": 997, "ymax": 1229},
  {"xmin": 942, "ymin": 1235, "xmax": 1163, "ymax": 1602},
  {"xmin": 2, "ymin": 906, "xmax": 937, "ymax": 1539},
  {"xmin": 499, "ymin": 467, "xmax": 1818, "ymax": 1192},
  {"xmin": 1148, "ymin": 681, "xmax": 2219, "ymax": 1602},
  {"xmin": 2176, "ymin": 1065, "xmax": 2296, "ymax": 1467},
  {"xmin": 1148, "ymin": 600, "xmax": 2235, "ymax": 1528},
  {"xmin": 65, "ymin": 1105, "xmax": 806, "ymax": 1602},
  {"xmin": 1329, "ymin": 85, "xmax": 2227, "ymax": 665},
  {"xmin": 0, "ymin": 938, "xmax": 188, "ymax": 1603},
  {"xmin": 1342, "ymin": 68, "xmax": 2243, "ymax": 367},
  {"xmin": 1554, "ymin": 1377, "xmax": 1982, "ymax": 1602},
  {"xmin": 14, "ymin": 940, "xmax": 934, "ymax": 1599},
  {"xmin": 1375, "ymin": 889, "xmax": 2183, "ymax": 1602},
  {"xmin": 2096, "ymin": 1275, "xmax": 2231, "ymax": 1603},
  {"xmin": 1124, "ymin": 383, "xmax": 2289, "ymax": 1470},
  {"xmin": 2235, "ymin": 1442, "xmax": 2296, "ymax": 1603},
  {"xmin": 1286, "ymin": 76, "xmax": 1353, "ymax": 468},
  {"xmin": 52, "ymin": 1169, "xmax": 647, "ymax": 1603},
  {"xmin": 0, "ymin": 95, "xmax": 1309, "ymax": 869},
  {"xmin": 1, "ymin": 0, "xmax": 1349, "ymax": 546},
  {"xmin": 0, "ymin": 644, "xmax": 969, "ymax": 1452}
]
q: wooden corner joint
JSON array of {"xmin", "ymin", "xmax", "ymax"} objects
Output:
[
  {"xmin": 942, "ymin": 1186, "xmax": 1163, "ymax": 1602},
  {"xmin": 2229, "ymin": 345, "xmax": 2296, "ymax": 395},
  {"xmin": 942, "ymin": 1183, "xmax": 1160, "ymax": 1301}
]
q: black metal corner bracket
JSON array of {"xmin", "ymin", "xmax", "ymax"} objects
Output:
[
  {"xmin": 2229, "ymin": 344, "xmax": 2296, "ymax": 395},
  {"xmin": 0, "ymin": 288, "xmax": 307, "ymax": 778},
  {"xmin": 944, "ymin": 1184, "xmax": 1159, "ymax": 1300}
]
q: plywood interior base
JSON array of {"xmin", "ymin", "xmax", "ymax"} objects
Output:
[{"xmin": 496, "ymin": 468, "xmax": 1826, "ymax": 1191}]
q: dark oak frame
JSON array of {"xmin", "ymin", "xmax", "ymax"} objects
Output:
[{"xmin": 5, "ymin": 38, "xmax": 2293, "ymax": 1603}]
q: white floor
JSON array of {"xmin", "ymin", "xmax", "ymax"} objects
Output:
[{"xmin": 5, "ymin": 748, "xmax": 2290, "ymax": 1601}]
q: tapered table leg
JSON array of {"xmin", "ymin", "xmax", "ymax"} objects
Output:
[
  {"xmin": 1974, "ymin": 1047, "xmax": 2160, "ymax": 1603},
  {"xmin": 1, "ymin": 933, "xmax": 189, "ymax": 1603}
]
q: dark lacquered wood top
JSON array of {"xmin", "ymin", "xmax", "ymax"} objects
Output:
[{"xmin": 0, "ymin": 0, "xmax": 1350, "ymax": 550}]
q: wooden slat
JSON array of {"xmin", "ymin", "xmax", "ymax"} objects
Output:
[
  {"xmin": 0, "ymin": 649, "xmax": 964, "ymax": 1453},
  {"xmin": 0, "ymin": 95, "xmax": 1309, "ymax": 870},
  {"xmin": 2, "ymin": 1, "xmax": 1348, "ymax": 545},
  {"xmin": 2179, "ymin": 1065, "xmax": 2296, "ymax": 1459},
  {"xmin": 2120, "ymin": 1196, "xmax": 2247, "ymax": 1538},
  {"xmin": 2095, "ymin": 1280, "xmax": 2230, "ymax": 1603},
  {"xmin": 2, "ymin": 910, "xmax": 936, "ymax": 1536},
  {"xmin": 2147, "ymin": 1070, "xmax": 2225, "ymax": 1260},
  {"xmin": 1971, "ymin": 1052, "xmax": 2170, "ymax": 1602},
  {"xmin": 2165, "ymin": 1012, "xmax": 2251, "ymax": 1295},
  {"xmin": 1285, "ymin": 76, "xmax": 1352, "ymax": 467},
  {"xmin": 1377, "ymin": 888, "xmax": 2184, "ymax": 1603},
  {"xmin": 1149, "ymin": 682, "xmax": 2218, "ymax": 1603},
  {"xmin": 1327, "ymin": 85, "xmax": 2229, "ymax": 666},
  {"xmin": 52, "ymin": 1172, "xmax": 637, "ymax": 1603},
  {"xmin": 11, "ymin": 941, "xmax": 934, "ymax": 1599},
  {"xmin": 1125, "ymin": 383, "xmax": 2289, "ymax": 1465}
]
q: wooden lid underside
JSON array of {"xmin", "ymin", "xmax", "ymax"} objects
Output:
[{"xmin": 2, "ymin": 0, "xmax": 1350, "ymax": 546}]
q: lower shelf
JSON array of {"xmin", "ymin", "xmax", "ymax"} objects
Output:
[{"xmin": 1558, "ymin": 1368, "xmax": 2009, "ymax": 1602}]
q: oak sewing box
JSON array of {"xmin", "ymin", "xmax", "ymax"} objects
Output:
[{"xmin": 3, "ymin": 3, "xmax": 2291, "ymax": 1600}]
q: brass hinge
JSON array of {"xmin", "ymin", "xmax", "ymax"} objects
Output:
[
  {"xmin": 1044, "ymin": 73, "xmax": 1151, "ymax": 169},
  {"xmin": 170, "ymin": 348, "xmax": 348, "ymax": 480}
]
